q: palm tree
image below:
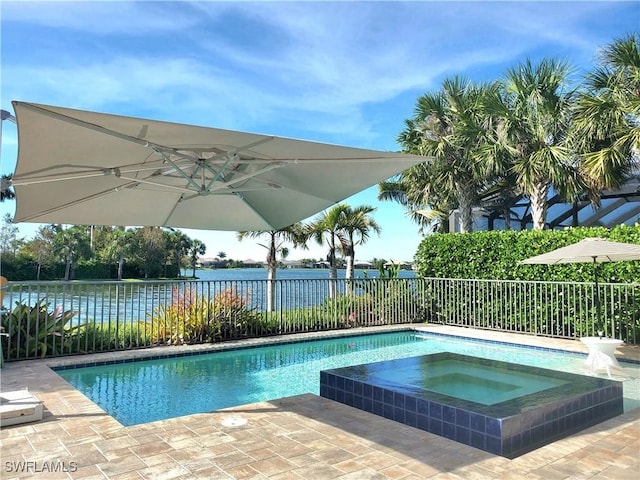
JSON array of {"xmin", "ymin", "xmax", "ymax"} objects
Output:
[
  {"xmin": 52, "ymin": 225, "xmax": 92, "ymax": 281},
  {"xmin": 482, "ymin": 58, "xmax": 583, "ymax": 229},
  {"xmin": 166, "ymin": 230, "xmax": 191, "ymax": 278},
  {"xmin": 238, "ymin": 223, "xmax": 305, "ymax": 312},
  {"xmin": 572, "ymin": 34, "xmax": 640, "ymax": 191},
  {"xmin": 187, "ymin": 239, "xmax": 206, "ymax": 278},
  {"xmin": 338, "ymin": 205, "xmax": 381, "ymax": 284},
  {"xmin": 305, "ymin": 204, "xmax": 350, "ymax": 298},
  {"xmin": 103, "ymin": 228, "xmax": 132, "ymax": 280},
  {"xmin": 379, "ymin": 161, "xmax": 456, "ymax": 234},
  {"xmin": 394, "ymin": 77, "xmax": 498, "ymax": 232}
]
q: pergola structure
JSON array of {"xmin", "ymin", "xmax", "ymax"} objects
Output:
[{"xmin": 482, "ymin": 176, "xmax": 640, "ymax": 231}]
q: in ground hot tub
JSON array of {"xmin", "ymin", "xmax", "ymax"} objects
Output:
[{"xmin": 319, "ymin": 352, "xmax": 623, "ymax": 458}]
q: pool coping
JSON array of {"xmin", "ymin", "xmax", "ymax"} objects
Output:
[{"xmin": 42, "ymin": 324, "xmax": 640, "ymax": 372}]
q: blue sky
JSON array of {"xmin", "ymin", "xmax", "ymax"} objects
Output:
[{"xmin": 1, "ymin": 1, "xmax": 638, "ymax": 262}]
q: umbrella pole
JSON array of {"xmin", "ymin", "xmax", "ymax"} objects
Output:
[{"xmin": 592, "ymin": 257, "xmax": 602, "ymax": 337}]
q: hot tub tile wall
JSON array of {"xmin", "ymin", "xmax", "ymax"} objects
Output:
[{"xmin": 319, "ymin": 361, "xmax": 624, "ymax": 458}]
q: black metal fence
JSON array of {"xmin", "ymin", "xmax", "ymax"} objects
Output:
[{"xmin": 1, "ymin": 277, "xmax": 637, "ymax": 361}]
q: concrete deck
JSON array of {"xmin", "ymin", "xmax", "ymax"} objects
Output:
[{"xmin": 1, "ymin": 325, "xmax": 638, "ymax": 479}]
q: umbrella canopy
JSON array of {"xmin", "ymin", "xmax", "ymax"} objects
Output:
[
  {"xmin": 519, "ymin": 237, "xmax": 640, "ymax": 265},
  {"xmin": 10, "ymin": 101, "xmax": 427, "ymax": 231}
]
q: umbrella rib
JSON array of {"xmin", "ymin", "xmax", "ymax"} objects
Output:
[
  {"xmin": 233, "ymin": 191, "xmax": 278, "ymax": 230},
  {"xmin": 11, "ymin": 163, "xmax": 172, "ymax": 186},
  {"xmin": 118, "ymin": 175, "xmax": 195, "ymax": 194},
  {"xmin": 180, "ymin": 185, "xmax": 282, "ymax": 200},
  {"xmin": 10, "ymin": 158, "xmax": 175, "ymax": 185},
  {"xmin": 161, "ymin": 196, "xmax": 183, "ymax": 227},
  {"xmin": 232, "ymin": 136, "xmax": 277, "ymax": 156},
  {"xmin": 209, "ymin": 162, "xmax": 286, "ymax": 192},
  {"xmin": 204, "ymin": 155, "xmax": 234, "ymax": 191},
  {"xmin": 151, "ymin": 148, "xmax": 202, "ymax": 191}
]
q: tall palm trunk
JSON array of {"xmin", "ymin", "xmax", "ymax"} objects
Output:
[
  {"xmin": 64, "ymin": 254, "xmax": 72, "ymax": 281},
  {"xmin": 455, "ymin": 180, "xmax": 475, "ymax": 233},
  {"xmin": 266, "ymin": 233, "xmax": 277, "ymax": 312},
  {"xmin": 328, "ymin": 236, "xmax": 337, "ymax": 299},
  {"xmin": 530, "ymin": 182, "xmax": 549, "ymax": 230},
  {"xmin": 503, "ymin": 207, "xmax": 511, "ymax": 230},
  {"xmin": 117, "ymin": 253, "xmax": 125, "ymax": 281},
  {"xmin": 345, "ymin": 250, "xmax": 354, "ymax": 295}
]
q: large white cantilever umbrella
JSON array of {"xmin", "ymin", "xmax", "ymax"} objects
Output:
[
  {"xmin": 520, "ymin": 237, "xmax": 640, "ymax": 333},
  {"xmin": 9, "ymin": 101, "xmax": 428, "ymax": 230}
]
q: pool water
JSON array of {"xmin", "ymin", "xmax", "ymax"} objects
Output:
[{"xmin": 55, "ymin": 331, "xmax": 640, "ymax": 426}]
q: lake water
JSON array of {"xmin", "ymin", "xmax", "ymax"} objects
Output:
[{"xmin": 186, "ymin": 267, "xmax": 416, "ymax": 281}]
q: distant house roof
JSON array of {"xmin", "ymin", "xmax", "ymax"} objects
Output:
[
  {"xmin": 242, "ymin": 259, "xmax": 263, "ymax": 266},
  {"xmin": 354, "ymin": 261, "xmax": 373, "ymax": 268}
]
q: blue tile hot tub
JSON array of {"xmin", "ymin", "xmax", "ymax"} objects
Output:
[{"xmin": 319, "ymin": 352, "xmax": 623, "ymax": 458}]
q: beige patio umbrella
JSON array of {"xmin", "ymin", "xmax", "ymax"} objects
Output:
[
  {"xmin": 520, "ymin": 237, "xmax": 640, "ymax": 333},
  {"xmin": 9, "ymin": 101, "xmax": 428, "ymax": 231}
]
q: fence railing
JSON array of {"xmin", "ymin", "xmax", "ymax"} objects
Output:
[
  {"xmin": 1, "ymin": 277, "xmax": 638, "ymax": 361},
  {"xmin": 0, "ymin": 277, "xmax": 425, "ymax": 361},
  {"xmin": 422, "ymin": 277, "xmax": 639, "ymax": 344}
]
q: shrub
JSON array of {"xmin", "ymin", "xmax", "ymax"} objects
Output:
[
  {"xmin": 414, "ymin": 225, "xmax": 640, "ymax": 282},
  {"xmin": 147, "ymin": 286, "xmax": 260, "ymax": 344}
]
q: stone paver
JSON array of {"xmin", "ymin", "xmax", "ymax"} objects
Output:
[{"xmin": 1, "ymin": 325, "xmax": 638, "ymax": 479}]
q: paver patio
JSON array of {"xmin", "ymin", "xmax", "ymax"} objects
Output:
[{"xmin": 1, "ymin": 325, "xmax": 638, "ymax": 479}]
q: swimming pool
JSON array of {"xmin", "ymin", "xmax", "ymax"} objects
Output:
[{"xmin": 54, "ymin": 330, "xmax": 639, "ymax": 426}]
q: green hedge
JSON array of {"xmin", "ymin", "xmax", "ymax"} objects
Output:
[
  {"xmin": 0, "ymin": 258, "xmax": 180, "ymax": 281},
  {"xmin": 414, "ymin": 225, "xmax": 640, "ymax": 282}
]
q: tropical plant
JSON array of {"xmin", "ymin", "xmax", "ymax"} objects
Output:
[
  {"xmin": 147, "ymin": 287, "xmax": 219, "ymax": 344},
  {"xmin": 147, "ymin": 286, "xmax": 259, "ymax": 344},
  {"xmin": 482, "ymin": 58, "xmax": 583, "ymax": 229},
  {"xmin": 1, "ymin": 298, "xmax": 77, "ymax": 359},
  {"xmin": 572, "ymin": 34, "xmax": 640, "ymax": 191},
  {"xmin": 237, "ymin": 223, "xmax": 305, "ymax": 311}
]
